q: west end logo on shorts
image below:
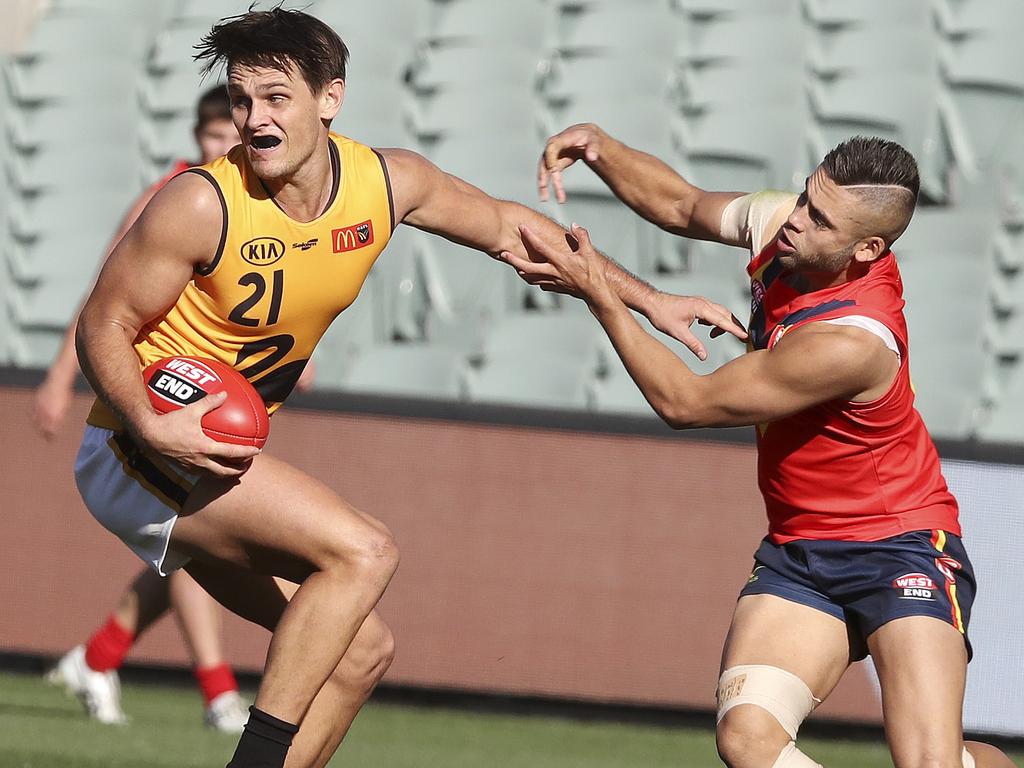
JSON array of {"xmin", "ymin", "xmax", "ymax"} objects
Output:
[
  {"xmin": 892, "ymin": 572, "xmax": 937, "ymax": 601},
  {"xmin": 146, "ymin": 358, "xmax": 219, "ymax": 407},
  {"xmin": 241, "ymin": 236, "xmax": 286, "ymax": 266},
  {"xmin": 332, "ymin": 219, "xmax": 374, "ymax": 253}
]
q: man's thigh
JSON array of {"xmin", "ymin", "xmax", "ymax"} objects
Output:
[
  {"xmin": 867, "ymin": 616, "xmax": 967, "ymax": 768},
  {"xmin": 170, "ymin": 452, "xmax": 391, "ymax": 583},
  {"xmin": 721, "ymin": 594, "xmax": 854, "ymax": 697}
]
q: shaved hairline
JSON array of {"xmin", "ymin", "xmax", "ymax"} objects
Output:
[{"xmin": 843, "ymin": 184, "xmax": 916, "ymax": 246}]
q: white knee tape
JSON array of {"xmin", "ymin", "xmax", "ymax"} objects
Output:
[
  {"xmin": 772, "ymin": 741, "xmax": 823, "ymax": 767},
  {"xmin": 716, "ymin": 665, "xmax": 820, "ymax": 740},
  {"xmin": 962, "ymin": 746, "xmax": 976, "ymax": 768}
]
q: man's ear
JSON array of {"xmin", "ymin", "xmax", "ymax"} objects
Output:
[
  {"xmin": 320, "ymin": 78, "xmax": 345, "ymax": 122},
  {"xmin": 854, "ymin": 235, "xmax": 887, "ymax": 263}
]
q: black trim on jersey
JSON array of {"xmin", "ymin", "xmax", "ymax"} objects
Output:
[
  {"xmin": 257, "ymin": 140, "xmax": 340, "ymax": 219},
  {"xmin": 185, "ymin": 168, "xmax": 228, "ymax": 276},
  {"xmin": 325, "ymin": 139, "xmax": 341, "ymax": 213},
  {"xmin": 372, "ymin": 148, "xmax": 396, "ymax": 233}
]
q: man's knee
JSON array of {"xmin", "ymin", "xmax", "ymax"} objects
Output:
[
  {"xmin": 717, "ymin": 707, "xmax": 794, "ymax": 768},
  {"xmin": 715, "ymin": 665, "xmax": 820, "ymax": 768},
  {"xmin": 322, "ymin": 521, "xmax": 400, "ymax": 585}
]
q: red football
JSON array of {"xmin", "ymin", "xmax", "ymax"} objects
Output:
[{"xmin": 142, "ymin": 356, "xmax": 270, "ymax": 448}]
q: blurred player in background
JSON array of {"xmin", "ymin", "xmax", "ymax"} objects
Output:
[
  {"xmin": 72, "ymin": 9, "xmax": 746, "ymax": 768},
  {"xmin": 504, "ymin": 126, "xmax": 1017, "ymax": 768},
  {"xmin": 40, "ymin": 85, "xmax": 252, "ymax": 732}
]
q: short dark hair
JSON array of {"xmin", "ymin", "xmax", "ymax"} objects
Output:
[
  {"xmin": 194, "ymin": 84, "xmax": 230, "ymax": 130},
  {"xmin": 821, "ymin": 136, "xmax": 920, "ymax": 200},
  {"xmin": 194, "ymin": 7, "xmax": 349, "ymax": 94}
]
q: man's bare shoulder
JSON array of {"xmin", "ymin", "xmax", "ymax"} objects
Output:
[{"xmin": 120, "ymin": 170, "xmax": 225, "ymax": 268}]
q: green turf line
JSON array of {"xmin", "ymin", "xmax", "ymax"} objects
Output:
[{"xmin": 2, "ymin": 671, "xmax": 1019, "ymax": 767}]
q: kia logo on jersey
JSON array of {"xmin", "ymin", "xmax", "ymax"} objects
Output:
[
  {"xmin": 332, "ymin": 220, "xmax": 375, "ymax": 253},
  {"xmin": 241, "ymin": 237, "xmax": 286, "ymax": 266}
]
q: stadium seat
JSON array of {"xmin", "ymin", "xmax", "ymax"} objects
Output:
[
  {"xmin": 898, "ymin": 206, "xmax": 998, "ymax": 437},
  {"xmin": 141, "ymin": 66, "xmax": 212, "ymax": 116},
  {"xmin": 340, "ymin": 343, "xmax": 468, "ymax": 399},
  {"xmin": 675, "ymin": 103, "xmax": 808, "ymax": 192},
  {"xmin": 974, "ymin": 359, "xmax": 1024, "ymax": 443},
  {"xmin": 7, "ymin": 145, "xmax": 139, "ymax": 194},
  {"xmin": 466, "ymin": 352, "xmax": 593, "ymax": 409},
  {"xmin": 6, "ymin": 56, "xmax": 139, "ymax": 104},
  {"xmin": 149, "ymin": 25, "xmax": 211, "ymax": 76},
  {"xmin": 407, "ymin": 86, "xmax": 540, "ymax": 145},
  {"xmin": 177, "ymin": 0, "xmax": 253, "ymax": 24},
  {"xmin": 591, "ymin": 362, "xmax": 657, "ymax": 416},
  {"xmin": 15, "ymin": 13, "xmax": 149, "ymax": 64},
  {"xmin": 312, "ymin": 273, "xmax": 390, "ymax": 389},
  {"xmin": 427, "ymin": 0, "xmax": 551, "ymax": 50},
  {"xmin": 558, "ymin": 3, "xmax": 679, "ymax": 59},
  {"xmin": 481, "ymin": 311, "xmax": 606, "ymax": 368},
  {"xmin": 6, "ymin": 102, "xmax": 136, "ymax": 151},
  {"xmin": 417, "ymin": 231, "xmax": 520, "ymax": 354},
  {"xmin": 678, "ymin": 0, "xmax": 804, "ymax": 63},
  {"xmin": 804, "ymin": 0, "xmax": 932, "ymax": 27},
  {"xmin": 407, "ymin": 43, "xmax": 541, "ymax": 94}
]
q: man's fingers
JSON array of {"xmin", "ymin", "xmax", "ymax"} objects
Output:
[
  {"xmin": 206, "ymin": 439, "xmax": 262, "ymax": 461},
  {"xmin": 677, "ymin": 328, "xmax": 708, "ymax": 361},
  {"xmin": 499, "ymin": 249, "xmax": 557, "ymax": 277},
  {"xmin": 537, "ymin": 158, "xmax": 550, "ymax": 202},
  {"xmin": 518, "ymin": 224, "xmax": 558, "ymax": 261},
  {"xmin": 569, "ymin": 222, "xmax": 595, "ymax": 252},
  {"xmin": 700, "ymin": 304, "xmax": 748, "ymax": 341},
  {"xmin": 551, "ymin": 170, "xmax": 566, "ymax": 204},
  {"xmin": 193, "ymin": 390, "xmax": 228, "ymax": 415}
]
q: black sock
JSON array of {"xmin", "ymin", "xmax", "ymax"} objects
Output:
[{"xmin": 225, "ymin": 706, "xmax": 300, "ymax": 768}]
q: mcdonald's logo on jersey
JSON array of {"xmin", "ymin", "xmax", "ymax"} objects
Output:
[{"xmin": 332, "ymin": 219, "xmax": 375, "ymax": 253}]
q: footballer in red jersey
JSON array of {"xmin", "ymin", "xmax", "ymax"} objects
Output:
[{"xmin": 507, "ymin": 130, "xmax": 1016, "ymax": 768}]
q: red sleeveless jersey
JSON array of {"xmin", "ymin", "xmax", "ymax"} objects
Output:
[{"xmin": 747, "ymin": 241, "xmax": 960, "ymax": 543}]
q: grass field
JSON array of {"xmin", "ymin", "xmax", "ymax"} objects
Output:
[{"xmin": 2, "ymin": 670, "xmax": 1020, "ymax": 767}]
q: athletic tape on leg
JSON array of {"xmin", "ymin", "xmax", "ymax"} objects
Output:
[
  {"xmin": 716, "ymin": 665, "xmax": 820, "ymax": 740},
  {"xmin": 962, "ymin": 746, "xmax": 976, "ymax": 768},
  {"xmin": 772, "ymin": 741, "xmax": 824, "ymax": 767}
]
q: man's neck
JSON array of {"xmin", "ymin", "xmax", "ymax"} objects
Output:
[
  {"xmin": 796, "ymin": 260, "xmax": 872, "ymax": 293},
  {"xmin": 261, "ymin": 137, "xmax": 335, "ymax": 223}
]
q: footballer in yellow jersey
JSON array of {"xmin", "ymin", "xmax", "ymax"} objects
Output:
[
  {"xmin": 88, "ymin": 132, "xmax": 391, "ymax": 430},
  {"xmin": 74, "ymin": 9, "xmax": 744, "ymax": 768}
]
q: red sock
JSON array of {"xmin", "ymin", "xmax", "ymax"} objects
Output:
[
  {"xmin": 83, "ymin": 615, "xmax": 135, "ymax": 673},
  {"xmin": 194, "ymin": 662, "xmax": 238, "ymax": 706}
]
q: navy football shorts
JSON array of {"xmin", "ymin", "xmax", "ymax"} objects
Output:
[{"xmin": 739, "ymin": 529, "xmax": 975, "ymax": 660}]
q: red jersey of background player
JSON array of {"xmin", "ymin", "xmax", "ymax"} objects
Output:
[{"xmin": 747, "ymin": 241, "xmax": 960, "ymax": 543}]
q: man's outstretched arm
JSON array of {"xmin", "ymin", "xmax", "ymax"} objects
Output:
[
  {"xmin": 504, "ymin": 224, "xmax": 897, "ymax": 429},
  {"xmin": 537, "ymin": 123, "xmax": 750, "ymax": 244},
  {"xmin": 378, "ymin": 147, "xmax": 746, "ymax": 360}
]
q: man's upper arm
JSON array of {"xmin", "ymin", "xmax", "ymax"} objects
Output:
[
  {"xmin": 682, "ymin": 324, "xmax": 894, "ymax": 427},
  {"xmin": 376, "ymin": 147, "xmax": 506, "ymax": 250},
  {"xmin": 82, "ymin": 172, "xmax": 224, "ymax": 337}
]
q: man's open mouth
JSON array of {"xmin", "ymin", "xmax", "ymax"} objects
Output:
[{"xmin": 251, "ymin": 135, "xmax": 282, "ymax": 150}]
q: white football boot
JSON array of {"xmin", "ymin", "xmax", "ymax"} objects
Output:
[
  {"xmin": 45, "ymin": 645, "xmax": 128, "ymax": 725},
  {"xmin": 204, "ymin": 690, "xmax": 249, "ymax": 733}
]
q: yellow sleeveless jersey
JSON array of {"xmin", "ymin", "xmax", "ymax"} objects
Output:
[{"xmin": 89, "ymin": 133, "xmax": 393, "ymax": 429}]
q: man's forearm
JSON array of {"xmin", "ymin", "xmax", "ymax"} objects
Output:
[
  {"xmin": 76, "ymin": 310, "xmax": 156, "ymax": 436},
  {"xmin": 504, "ymin": 201, "xmax": 661, "ymax": 315},
  {"xmin": 588, "ymin": 287, "xmax": 699, "ymax": 428},
  {"xmin": 587, "ymin": 132, "xmax": 697, "ymax": 232}
]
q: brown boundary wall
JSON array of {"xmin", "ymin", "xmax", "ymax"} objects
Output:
[{"xmin": 0, "ymin": 386, "xmax": 882, "ymax": 724}]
